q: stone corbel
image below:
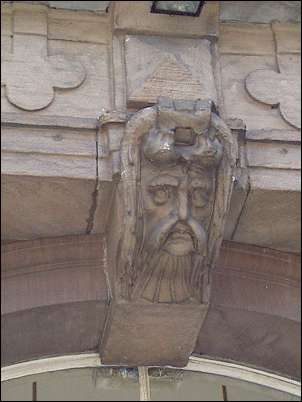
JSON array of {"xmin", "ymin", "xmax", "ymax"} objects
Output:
[{"xmin": 100, "ymin": 98, "xmax": 237, "ymax": 367}]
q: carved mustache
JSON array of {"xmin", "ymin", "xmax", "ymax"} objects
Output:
[{"xmin": 145, "ymin": 215, "xmax": 207, "ymax": 256}]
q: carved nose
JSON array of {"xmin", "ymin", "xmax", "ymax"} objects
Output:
[{"xmin": 178, "ymin": 192, "xmax": 189, "ymax": 221}]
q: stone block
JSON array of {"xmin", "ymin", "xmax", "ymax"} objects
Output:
[
  {"xmin": 273, "ymin": 22, "xmax": 301, "ymax": 54},
  {"xmin": 219, "ymin": 23, "xmax": 275, "ymax": 55},
  {"xmin": 14, "ymin": 10, "xmax": 48, "ymax": 36},
  {"xmin": 1, "ymin": 13, "xmax": 12, "ymax": 36},
  {"xmin": 125, "ymin": 35, "xmax": 217, "ymax": 107},
  {"xmin": 1, "ymin": 2, "xmax": 111, "ymax": 119},
  {"xmin": 48, "ymin": 12, "xmax": 110, "ymax": 44},
  {"xmin": 220, "ymin": 54, "xmax": 296, "ymax": 130},
  {"xmin": 101, "ymin": 302, "xmax": 208, "ymax": 367},
  {"xmin": 1, "ymin": 175, "xmax": 95, "ymax": 240},
  {"xmin": 246, "ymin": 142, "xmax": 301, "ymax": 170},
  {"xmin": 220, "ymin": 1, "xmax": 301, "ymax": 23},
  {"xmin": 232, "ymin": 189, "xmax": 301, "ymax": 253}
]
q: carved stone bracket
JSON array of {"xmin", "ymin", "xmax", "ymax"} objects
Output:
[
  {"xmin": 118, "ymin": 98, "xmax": 237, "ymax": 304},
  {"xmin": 100, "ymin": 98, "xmax": 237, "ymax": 366}
]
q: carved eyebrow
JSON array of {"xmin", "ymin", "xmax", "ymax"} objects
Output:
[
  {"xmin": 190, "ymin": 178, "xmax": 211, "ymax": 190},
  {"xmin": 148, "ymin": 175, "xmax": 178, "ymax": 187}
]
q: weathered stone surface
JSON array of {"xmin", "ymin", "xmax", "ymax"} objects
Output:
[
  {"xmin": 13, "ymin": 8, "xmax": 47, "ymax": 34},
  {"xmin": 125, "ymin": 35, "xmax": 217, "ymax": 107},
  {"xmin": 1, "ymin": 35, "xmax": 11, "ymax": 57},
  {"xmin": 249, "ymin": 168, "xmax": 301, "ymax": 192},
  {"xmin": 1, "ymin": 12, "xmax": 13, "ymax": 35},
  {"xmin": 2, "ymin": 127, "xmax": 96, "ymax": 158},
  {"xmin": 1, "ymin": 1, "xmax": 301, "ymax": 377},
  {"xmin": 100, "ymin": 98, "xmax": 237, "ymax": 366},
  {"xmin": 220, "ymin": 1, "xmax": 301, "ymax": 23},
  {"xmin": 2, "ymin": 152, "xmax": 96, "ymax": 180},
  {"xmin": 246, "ymin": 142, "xmax": 301, "ymax": 170},
  {"xmin": 246, "ymin": 64, "xmax": 301, "ymax": 129},
  {"xmin": 1, "ymin": 234, "xmax": 108, "ymax": 366},
  {"xmin": 1, "ymin": 125, "xmax": 96, "ymax": 180},
  {"xmin": 2, "ymin": 302, "xmax": 106, "ymax": 367},
  {"xmin": 223, "ymin": 186, "xmax": 249, "ymax": 241},
  {"xmin": 246, "ymin": 129, "xmax": 301, "ymax": 142},
  {"xmin": 48, "ymin": 10, "xmax": 110, "ymax": 43},
  {"xmin": 220, "ymin": 54, "xmax": 298, "ymax": 130},
  {"xmin": 218, "ymin": 19, "xmax": 300, "ymax": 253},
  {"xmin": 196, "ymin": 306, "xmax": 301, "ymax": 379},
  {"xmin": 220, "ymin": 20, "xmax": 301, "ymax": 130},
  {"xmin": 47, "ymin": 1, "xmax": 110, "ymax": 12},
  {"xmin": 2, "ymin": 235, "xmax": 108, "ymax": 314},
  {"xmin": 244, "ymin": 21, "xmax": 301, "ymax": 129},
  {"xmin": 101, "ymin": 303, "xmax": 207, "ymax": 367},
  {"xmin": 232, "ymin": 189, "xmax": 301, "ymax": 252},
  {"xmin": 219, "ymin": 23, "xmax": 275, "ymax": 55},
  {"xmin": 1, "ymin": 3, "xmax": 111, "ymax": 119},
  {"xmin": 2, "ymin": 237, "xmax": 300, "ymax": 379},
  {"xmin": 212, "ymin": 242, "xmax": 300, "ymax": 321},
  {"xmin": 2, "ymin": 40, "xmax": 110, "ymax": 119},
  {"xmin": 1, "ymin": 175, "xmax": 95, "ymax": 240},
  {"xmin": 1, "ymin": 7, "xmax": 86, "ymax": 111},
  {"xmin": 116, "ymin": 99, "xmax": 236, "ymax": 303},
  {"xmin": 196, "ymin": 241, "xmax": 301, "ymax": 379},
  {"xmin": 1, "ymin": 171, "xmax": 116, "ymax": 241},
  {"xmin": 273, "ymin": 22, "xmax": 301, "ymax": 54}
]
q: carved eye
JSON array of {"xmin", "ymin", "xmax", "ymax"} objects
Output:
[
  {"xmin": 191, "ymin": 188, "xmax": 209, "ymax": 208},
  {"xmin": 149, "ymin": 185, "xmax": 171, "ymax": 205}
]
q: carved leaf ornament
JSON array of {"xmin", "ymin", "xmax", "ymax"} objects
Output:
[{"xmin": 2, "ymin": 53, "xmax": 86, "ymax": 111}]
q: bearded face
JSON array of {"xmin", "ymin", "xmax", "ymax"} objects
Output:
[
  {"xmin": 120, "ymin": 99, "xmax": 234, "ymax": 305},
  {"xmin": 131, "ymin": 152, "xmax": 216, "ymax": 303},
  {"xmin": 141, "ymin": 162, "xmax": 215, "ymax": 257}
]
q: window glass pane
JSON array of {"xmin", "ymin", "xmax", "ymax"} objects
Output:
[
  {"xmin": 1, "ymin": 367, "xmax": 299, "ymax": 401},
  {"xmin": 148, "ymin": 369, "xmax": 299, "ymax": 401},
  {"xmin": 2, "ymin": 368, "xmax": 140, "ymax": 401},
  {"xmin": 154, "ymin": 1, "xmax": 200, "ymax": 14}
]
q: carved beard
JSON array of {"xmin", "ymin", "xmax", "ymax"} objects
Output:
[
  {"xmin": 126, "ymin": 186, "xmax": 208, "ymax": 303},
  {"xmin": 131, "ymin": 249, "xmax": 205, "ymax": 303}
]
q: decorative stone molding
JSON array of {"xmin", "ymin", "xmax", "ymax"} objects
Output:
[
  {"xmin": 245, "ymin": 67, "xmax": 301, "ymax": 129},
  {"xmin": 1, "ymin": 5, "xmax": 86, "ymax": 111},
  {"xmin": 100, "ymin": 98, "xmax": 237, "ymax": 366},
  {"xmin": 125, "ymin": 35, "xmax": 217, "ymax": 107},
  {"xmin": 2, "ymin": 236, "xmax": 300, "ymax": 376},
  {"xmin": 245, "ymin": 22, "xmax": 301, "ymax": 129},
  {"xmin": 118, "ymin": 98, "xmax": 236, "ymax": 304}
]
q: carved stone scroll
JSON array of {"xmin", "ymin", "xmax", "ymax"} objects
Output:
[{"xmin": 100, "ymin": 98, "xmax": 237, "ymax": 366}]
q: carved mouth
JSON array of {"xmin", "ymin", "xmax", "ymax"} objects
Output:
[
  {"xmin": 169, "ymin": 231, "xmax": 193, "ymax": 242},
  {"xmin": 166, "ymin": 225, "xmax": 195, "ymax": 244}
]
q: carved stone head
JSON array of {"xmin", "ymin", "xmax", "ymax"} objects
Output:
[{"xmin": 119, "ymin": 98, "xmax": 236, "ymax": 304}]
